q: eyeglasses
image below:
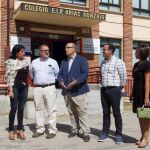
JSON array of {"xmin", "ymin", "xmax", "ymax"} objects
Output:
[
  {"xmin": 41, "ymin": 49, "xmax": 49, "ymax": 52},
  {"xmin": 66, "ymin": 46, "xmax": 74, "ymax": 49}
]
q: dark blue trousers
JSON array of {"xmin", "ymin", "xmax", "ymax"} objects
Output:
[
  {"xmin": 9, "ymin": 85, "xmax": 28, "ymax": 131},
  {"xmin": 101, "ymin": 86, "xmax": 122, "ymax": 136}
]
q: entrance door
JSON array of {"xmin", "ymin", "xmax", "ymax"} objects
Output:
[
  {"xmin": 51, "ymin": 41, "xmax": 68, "ymax": 66},
  {"xmin": 31, "ymin": 32, "xmax": 74, "ymax": 66}
]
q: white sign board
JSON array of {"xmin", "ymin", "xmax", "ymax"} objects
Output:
[
  {"xmin": 10, "ymin": 36, "xmax": 31, "ymax": 52},
  {"xmin": 77, "ymin": 38, "xmax": 100, "ymax": 54}
]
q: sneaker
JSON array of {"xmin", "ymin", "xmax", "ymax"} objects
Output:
[
  {"xmin": 115, "ymin": 135, "xmax": 123, "ymax": 145},
  {"xmin": 98, "ymin": 134, "xmax": 109, "ymax": 142}
]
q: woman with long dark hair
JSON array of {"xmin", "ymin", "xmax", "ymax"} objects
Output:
[
  {"xmin": 130, "ymin": 46, "xmax": 150, "ymax": 148},
  {"xmin": 5, "ymin": 44, "xmax": 29, "ymax": 140}
]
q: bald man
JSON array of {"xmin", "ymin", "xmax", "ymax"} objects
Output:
[{"xmin": 57, "ymin": 42, "xmax": 90, "ymax": 142}]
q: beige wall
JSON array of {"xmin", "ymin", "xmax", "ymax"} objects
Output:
[
  {"xmin": 99, "ymin": 13, "xmax": 123, "ymax": 38},
  {"xmin": 133, "ymin": 17, "xmax": 150, "ymax": 42}
]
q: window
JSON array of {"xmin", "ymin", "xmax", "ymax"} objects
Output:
[
  {"xmin": 133, "ymin": 41, "xmax": 150, "ymax": 65},
  {"xmin": 133, "ymin": 0, "xmax": 150, "ymax": 16},
  {"xmin": 100, "ymin": 38, "xmax": 121, "ymax": 62},
  {"xmin": 100, "ymin": 0, "xmax": 121, "ymax": 12},
  {"xmin": 60, "ymin": 0, "xmax": 86, "ymax": 6}
]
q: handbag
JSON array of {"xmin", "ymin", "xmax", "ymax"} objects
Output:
[{"xmin": 137, "ymin": 105, "xmax": 150, "ymax": 119}]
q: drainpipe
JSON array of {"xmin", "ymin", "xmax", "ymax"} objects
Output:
[{"xmin": 7, "ymin": 0, "xmax": 10, "ymax": 47}]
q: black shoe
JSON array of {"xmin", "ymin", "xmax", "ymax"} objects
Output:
[
  {"xmin": 32, "ymin": 132, "xmax": 44, "ymax": 138},
  {"xmin": 46, "ymin": 133, "xmax": 56, "ymax": 139},
  {"xmin": 82, "ymin": 134, "xmax": 90, "ymax": 142},
  {"xmin": 68, "ymin": 132, "xmax": 77, "ymax": 138}
]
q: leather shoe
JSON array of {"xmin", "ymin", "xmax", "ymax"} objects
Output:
[
  {"xmin": 82, "ymin": 134, "xmax": 90, "ymax": 142},
  {"xmin": 46, "ymin": 133, "xmax": 56, "ymax": 139},
  {"xmin": 32, "ymin": 132, "xmax": 44, "ymax": 138},
  {"xmin": 68, "ymin": 132, "xmax": 77, "ymax": 138}
]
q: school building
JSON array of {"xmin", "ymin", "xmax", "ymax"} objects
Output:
[{"xmin": 0, "ymin": 0, "xmax": 150, "ymax": 86}]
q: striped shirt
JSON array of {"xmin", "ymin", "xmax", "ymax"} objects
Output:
[{"xmin": 101, "ymin": 56, "xmax": 127, "ymax": 87}]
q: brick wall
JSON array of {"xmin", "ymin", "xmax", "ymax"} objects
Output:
[
  {"xmin": 0, "ymin": 0, "xmax": 100, "ymax": 83},
  {"xmin": 0, "ymin": 0, "xmax": 1, "ymax": 63},
  {"xmin": 123, "ymin": 0, "xmax": 133, "ymax": 78},
  {"xmin": 1, "ymin": 0, "xmax": 8, "ymax": 83},
  {"xmin": 48, "ymin": 0, "xmax": 60, "ymax": 7}
]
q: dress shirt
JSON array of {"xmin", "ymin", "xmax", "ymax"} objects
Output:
[
  {"xmin": 101, "ymin": 56, "xmax": 127, "ymax": 87},
  {"xmin": 30, "ymin": 58, "xmax": 59, "ymax": 85},
  {"xmin": 68, "ymin": 53, "xmax": 76, "ymax": 72}
]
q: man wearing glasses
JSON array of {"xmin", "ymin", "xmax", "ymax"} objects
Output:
[
  {"xmin": 30, "ymin": 44, "xmax": 59, "ymax": 139},
  {"xmin": 57, "ymin": 42, "xmax": 90, "ymax": 142}
]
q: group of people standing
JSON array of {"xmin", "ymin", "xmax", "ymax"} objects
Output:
[{"xmin": 5, "ymin": 42, "xmax": 150, "ymax": 148}]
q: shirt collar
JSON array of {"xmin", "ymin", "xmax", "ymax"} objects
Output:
[
  {"xmin": 40, "ymin": 57, "xmax": 49, "ymax": 62},
  {"xmin": 68, "ymin": 53, "xmax": 77, "ymax": 60},
  {"xmin": 104, "ymin": 55, "xmax": 115, "ymax": 63}
]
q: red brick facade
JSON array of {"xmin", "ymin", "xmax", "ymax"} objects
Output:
[
  {"xmin": 49, "ymin": 0, "xmax": 60, "ymax": 7},
  {"xmin": 0, "ymin": 0, "xmax": 101, "ymax": 83},
  {"xmin": 0, "ymin": 0, "xmax": 133, "ymax": 84},
  {"xmin": 123, "ymin": 0, "xmax": 133, "ymax": 78}
]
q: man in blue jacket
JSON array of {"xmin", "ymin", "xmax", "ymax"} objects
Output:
[{"xmin": 57, "ymin": 42, "xmax": 90, "ymax": 142}]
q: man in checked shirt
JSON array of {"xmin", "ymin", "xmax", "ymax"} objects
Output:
[{"xmin": 98, "ymin": 44, "xmax": 127, "ymax": 145}]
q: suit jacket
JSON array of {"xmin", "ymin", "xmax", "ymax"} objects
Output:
[{"xmin": 57, "ymin": 54, "xmax": 89, "ymax": 96}]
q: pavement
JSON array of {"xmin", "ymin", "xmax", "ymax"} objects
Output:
[{"xmin": 0, "ymin": 112, "xmax": 150, "ymax": 150}]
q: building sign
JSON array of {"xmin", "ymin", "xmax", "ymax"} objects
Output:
[
  {"xmin": 77, "ymin": 38, "xmax": 100, "ymax": 54},
  {"xmin": 10, "ymin": 36, "xmax": 31, "ymax": 54},
  {"xmin": 21, "ymin": 3, "xmax": 106, "ymax": 21}
]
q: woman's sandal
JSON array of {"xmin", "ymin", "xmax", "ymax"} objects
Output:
[
  {"xmin": 136, "ymin": 138, "xmax": 142, "ymax": 145},
  {"xmin": 9, "ymin": 131, "xmax": 15, "ymax": 140},
  {"xmin": 17, "ymin": 130, "xmax": 26, "ymax": 140},
  {"xmin": 138, "ymin": 139, "xmax": 148, "ymax": 148}
]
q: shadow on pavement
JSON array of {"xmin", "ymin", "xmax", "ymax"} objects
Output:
[
  {"xmin": 26, "ymin": 123, "xmax": 137, "ymax": 144},
  {"xmin": 57, "ymin": 123, "xmax": 71, "ymax": 134},
  {"xmin": 26, "ymin": 123, "xmax": 72, "ymax": 134},
  {"xmin": 26, "ymin": 124, "xmax": 36, "ymax": 133},
  {"xmin": 90, "ymin": 128, "xmax": 137, "ymax": 143}
]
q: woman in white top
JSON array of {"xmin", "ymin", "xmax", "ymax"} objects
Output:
[{"xmin": 5, "ymin": 44, "xmax": 29, "ymax": 140}]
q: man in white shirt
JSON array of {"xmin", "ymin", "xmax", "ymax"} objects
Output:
[
  {"xmin": 98, "ymin": 44, "xmax": 127, "ymax": 145},
  {"xmin": 30, "ymin": 44, "xmax": 59, "ymax": 139}
]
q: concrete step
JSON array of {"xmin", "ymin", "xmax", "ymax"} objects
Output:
[{"xmin": 0, "ymin": 87, "xmax": 132, "ymax": 119}]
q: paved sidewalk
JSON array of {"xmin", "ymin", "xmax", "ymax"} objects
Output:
[{"xmin": 0, "ymin": 112, "xmax": 149, "ymax": 150}]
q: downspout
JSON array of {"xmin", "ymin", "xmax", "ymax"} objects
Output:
[{"xmin": 7, "ymin": 0, "xmax": 10, "ymax": 47}]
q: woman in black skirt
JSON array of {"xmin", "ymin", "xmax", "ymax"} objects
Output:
[{"xmin": 130, "ymin": 46, "xmax": 150, "ymax": 148}]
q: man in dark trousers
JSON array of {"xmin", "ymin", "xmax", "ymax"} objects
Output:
[
  {"xmin": 57, "ymin": 42, "xmax": 90, "ymax": 142},
  {"xmin": 99, "ymin": 43, "xmax": 127, "ymax": 145}
]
